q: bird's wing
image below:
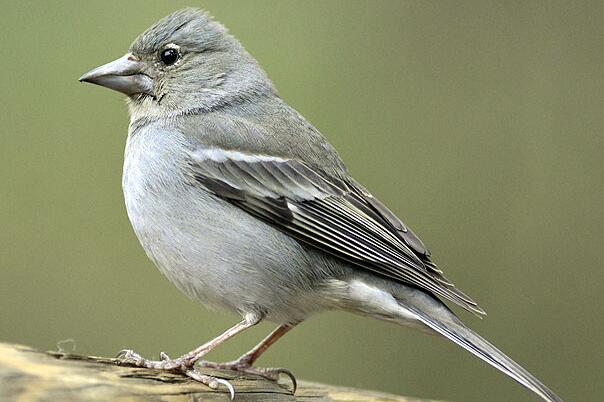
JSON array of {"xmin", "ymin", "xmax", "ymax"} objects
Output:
[{"xmin": 188, "ymin": 147, "xmax": 485, "ymax": 315}]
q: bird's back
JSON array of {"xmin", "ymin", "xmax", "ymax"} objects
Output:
[{"xmin": 179, "ymin": 95, "xmax": 351, "ymax": 180}]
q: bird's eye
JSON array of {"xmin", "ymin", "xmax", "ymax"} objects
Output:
[{"xmin": 160, "ymin": 48, "xmax": 179, "ymax": 66}]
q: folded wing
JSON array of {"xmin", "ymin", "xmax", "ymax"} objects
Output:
[{"xmin": 188, "ymin": 147, "xmax": 485, "ymax": 315}]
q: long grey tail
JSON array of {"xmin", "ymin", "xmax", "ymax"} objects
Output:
[{"xmin": 403, "ymin": 303, "xmax": 563, "ymax": 402}]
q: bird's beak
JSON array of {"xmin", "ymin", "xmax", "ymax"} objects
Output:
[{"xmin": 79, "ymin": 53, "xmax": 154, "ymax": 97}]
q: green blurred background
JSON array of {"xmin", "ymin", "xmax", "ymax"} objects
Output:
[{"xmin": 1, "ymin": 1, "xmax": 602, "ymax": 401}]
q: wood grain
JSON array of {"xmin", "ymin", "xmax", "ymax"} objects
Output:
[{"xmin": 0, "ymin": 342, "xmax": 440, "ymax": 401}]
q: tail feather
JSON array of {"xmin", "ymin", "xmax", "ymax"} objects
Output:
[{"xmin": 404, "ymin": 304, "xmax": 563, "ymax": 402}]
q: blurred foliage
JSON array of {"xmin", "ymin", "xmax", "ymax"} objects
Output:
[{"xmin": 1, "ymin": 1, "xmax": 602, "ymax": 401}]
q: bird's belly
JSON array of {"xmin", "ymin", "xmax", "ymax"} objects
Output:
[{"xmin": 121, "ymin": 131, "xmax": 331, "ymax": 321}]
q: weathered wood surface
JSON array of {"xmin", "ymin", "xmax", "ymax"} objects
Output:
[{"xmin": 0, "ymin": 342, "xmax": 438, "ymax": 401}]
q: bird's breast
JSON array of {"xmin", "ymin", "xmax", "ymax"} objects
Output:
[
  {"xmin": 121, "ymin": 123, "xmax": 213, "ymax": 299},
  {"xmin": 119, "ymin": 121, "xmax": 346, "ymax": 322}
]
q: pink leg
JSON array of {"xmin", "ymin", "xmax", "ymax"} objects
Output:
[
  {"xmin": 201, "ymin": 323, "xmax": 299, "ymax": 391},
  {"xmin": 180, "ymin": 313, "xmax": 264, "ymax": 366},
  {"xmin": 116, "ymin": 313, "xmax": 262, "ymax": 397},
  {"xmin": 235, "ymin": 323, "xmax": 295, "ymax": 366}
]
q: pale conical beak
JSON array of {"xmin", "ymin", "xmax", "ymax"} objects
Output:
[{"xmin": 79, "ymin": 53, "xmax": 154, "ymax": 97}]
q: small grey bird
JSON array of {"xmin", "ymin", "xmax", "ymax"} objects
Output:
[{"xmin": 79, "ymin": 8, "xmax": 562, "ymax": 402}]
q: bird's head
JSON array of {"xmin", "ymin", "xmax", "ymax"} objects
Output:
[{"xmin": 79, "ymin": 8, "xmax": 275, "ymax": 120}]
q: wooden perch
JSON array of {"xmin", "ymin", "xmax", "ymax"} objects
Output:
[{"xmin": 0, "ymin": 342, "xmax": 439, "ymax": 401}]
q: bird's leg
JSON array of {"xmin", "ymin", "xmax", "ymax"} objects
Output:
[
  {"xmin": 116, "ymin": 313, "xmax": 262, "ymax": 396},
  {"xmin": 200, "ymin": 323, "xmax": 298, "ymax": 391}
]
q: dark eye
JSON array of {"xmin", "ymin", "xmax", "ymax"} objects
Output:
[{"xmin": 160, "ymin": 48, "xmax": 179, "ymax": 65}]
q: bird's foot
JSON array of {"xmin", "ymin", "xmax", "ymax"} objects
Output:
[
  {"xmin": 116, "ymin": 349, "xmax": 189, "ymax": 369},
  {"xmin": 116, "ymin": 349, "xmax": 235, "ymax": 399},
  {"xmin": 200, "ymin": 358, "xmax": 297, "ymax": 393}
]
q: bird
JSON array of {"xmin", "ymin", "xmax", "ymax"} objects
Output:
[{"xmin": 79, "ymin": 8, "xmax": 562, "ymax": 402}]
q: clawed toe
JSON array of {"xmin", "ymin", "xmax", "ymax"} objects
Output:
[
  {"xmin": 115, "ymin": 349, "xmax": 235, "ymax": 399},
  {"xmin": 114, "ymin": 348, "xmax": 296, "ymax": 396},
  {"xmin": 254, "ymin": 367, "xmax": 297, "ymax": 393},
  {"xmin": 116, "ymin": 349, "xmax": 147, "ymax": 366},
  {"xmin": 186, "ymin": 369, "xmax": 235, "ymax": 399},
  {"xmin": 200, "ymin": 360, "xmax": 297, "ymax": 393},
  {"xmin": 115, "ymin": 349, "xmax": 184, "ymax": 370},
  {"xmin": 272, "ymin": 368, "xmax": 297, "ymax": 392}
]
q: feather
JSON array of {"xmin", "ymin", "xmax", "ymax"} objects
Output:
[{"xmin": 189, "ymin": 148, "xmax": 485, "ymax": 316}]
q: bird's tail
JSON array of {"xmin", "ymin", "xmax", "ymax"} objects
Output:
[{"xmin": 398, "ymin": 302, "xmax": 563, "ymax": 402}]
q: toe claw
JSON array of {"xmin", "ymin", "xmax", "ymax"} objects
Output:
[
  {"xmin": 115, "ymin": 349, "xmax": 130, "ymax": 359},
  {"xmin": 215, "ymin": 378, "xmax": 235, "ymax": 400},
  {"xmin": 276, "ymin": 368, "xmax": 297, "ymax": 394},
  {"xmin": 184, "ymin": 369, "xmax": 235, "ymax": 399},
  {"xmin": 196, "ymin": 360, "xmax": 296, "ymax": 394},
  {"xmin": 261, "ymin": 367, "xmax": 296, "ymax": 393},
  {"xmin": 115, "ymin": 349, "xmax": 144, "ymax": 366},
  {"xmin": 159, "ymin": 351, "xmax": 171, "ymax": 361}
]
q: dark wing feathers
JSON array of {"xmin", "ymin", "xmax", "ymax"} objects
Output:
[{"xmin": 189, "ymin": 151, "xmax": 485, "ymax": 315}]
